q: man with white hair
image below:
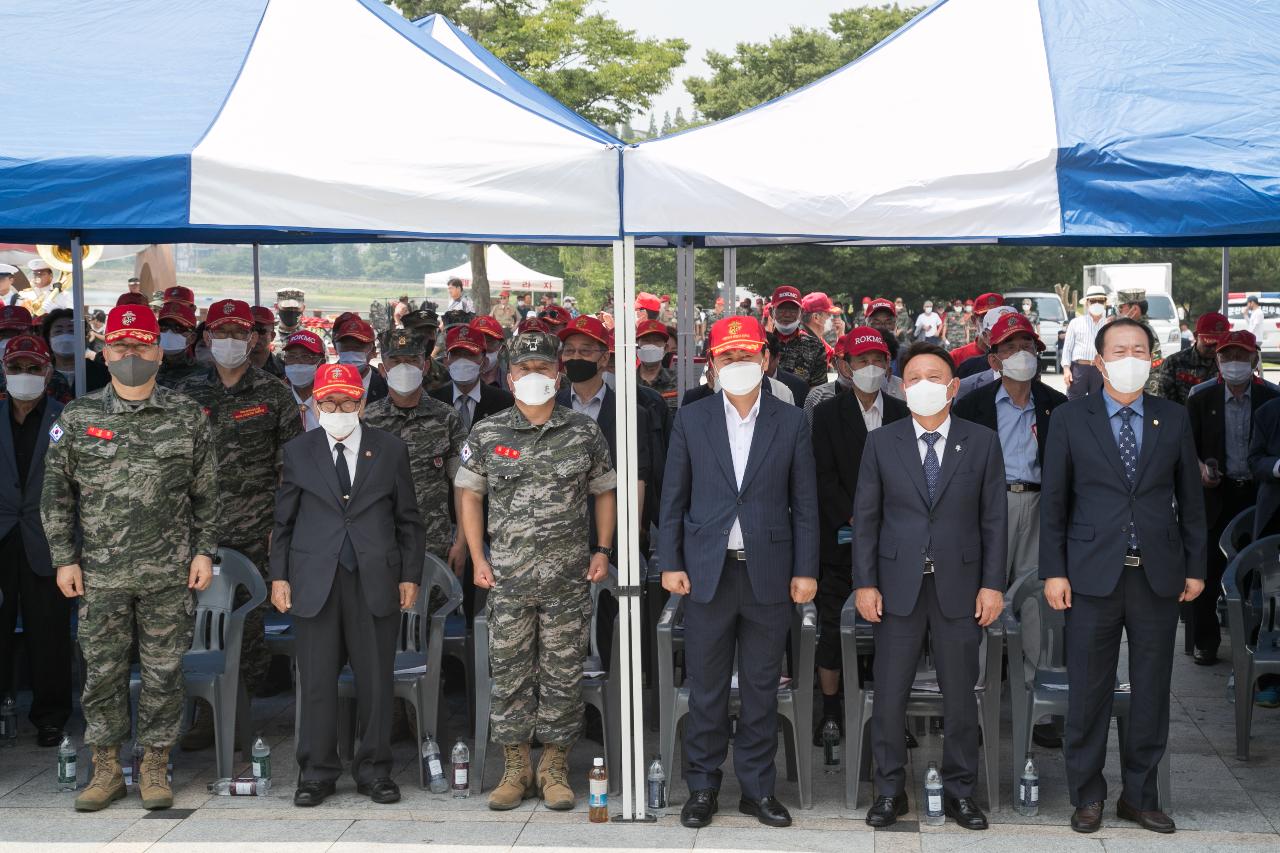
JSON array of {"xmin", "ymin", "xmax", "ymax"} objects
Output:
[{"xmin": 1060, "ymin": 285, "xmax": 1111, "ymax": 399}]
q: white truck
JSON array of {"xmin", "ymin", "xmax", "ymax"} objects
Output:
[{"xmin": 1082, "ymin": 263, "xmax": 1183, "ymax": 355}]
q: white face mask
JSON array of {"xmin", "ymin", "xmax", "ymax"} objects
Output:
[
  {"xmin": 637, "ymin": 344, "xmax": 665, "ymax": 364},
  {"xmin": 922, "ymin": 305, "xmax": 933, "ymax": 314},
  {"xmin": 160, "ymin": 331, "xmax": 189, "ymax": 354},
  {"xmin": 386, "ymin": 363, "xmax": 424, "ymax": 394},
  {"xmin": 999, "ymin": 350, "xmax": 1038, "ymax": 382},
  {"xmin": 4, "ymin": 372, "xmax": 45, "ymax": 401},
  {"xmin": 1088, "ymin": 301, "xmax": 1106, "ymax": 318},
  {"xmin": 512, "ymin": 372, "xmax": 557, "ymax": 406},
  {"xmin": 49, "ymin": 333, "xmax": 78, "ymax": 357},
  {"xmin": 905, "ymin": 378, "xmax": 952, "ymax": 417},
  {"xmin": 210, "ymin": 337, "xmax": 249, "ymax": 369},
  {"xmin": 717, "ymin": 361, "xmax": 764, "ymax": 396},
  {"xmin": 337, "ymin": 350, "xmax": 367, "ymax": 366},
  {"xmin": 1101, "ymin": 356, "xmax": 1151, "ymax": 394},
  {"xmin": 317, "ymin": 410, "xmax": 359, "ymax": 441},
  {"xmin": 851, "ymin": 364, "xmax": 885, "ymax": 394},
  {"xmin": 774, "ymin": 320, "xmax": 800, "ymax": 335},
  {"xmin": 449, "ymin": 359, "xmax": 481, "ymax": 384},
  {"xmin": 285, "ymin": 363, "xmax": 315, "ymax": 388},
  {"xmin": 484, "ymin": 351, "xmax": 499, "ymax": 370},
  {"xmin": 1219, "ymin": 360, "xmax": 1253, "ymax": 385}
]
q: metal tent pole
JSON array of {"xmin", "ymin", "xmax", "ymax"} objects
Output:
[
  {"xmin": 723, "ymin": 247, "xmax": 737, "ymax": 312},
  {"xmin": 253, "ymin": 244, "xmax": 262, "ymax": 306},
  {"xmin": 1221, "ymin": 247, "xmax": 1230, "ymax": 314},
  {"xmin": 675, "ymin": 242, "xmax": 696, "ymax": 399},
  {"xmin": 70, "ymin": 235, "xmax": 87, "ymax": 397}
]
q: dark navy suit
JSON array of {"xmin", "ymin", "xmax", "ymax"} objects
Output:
[{"xmin": 659, "ymin": 389, "xmax": 818, "ymax": 799}]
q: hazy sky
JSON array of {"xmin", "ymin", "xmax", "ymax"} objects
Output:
[{"xmin": 600, "ymin": 0, "xmax": 871, "ymax": 126}]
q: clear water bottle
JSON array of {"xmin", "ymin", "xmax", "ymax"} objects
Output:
[
  {"xmin": 821, "ymin": 718, "xmax": 841, "ymax": 774},
  {"xmin": 451, "ymin": 738, "xmax": 470, "ymax": 798},
  {"xmin": 1017, "ymin": 754, "xmax": 1039, "ymax": 816},
  {"xmin": 0, "ymin": 695, "xmax": 16, "ymax": 746},
  {"xmin": 923, "ymin": 761, "xmax": 945, "ymax": 826},
  {"xmin": 207, "ymin": 776, "xmax": 270, "ymax": 796},
  {"xmin": 127, "ymin": 741, "xmax": 143, "ymax": 788},
  {"xmin": 422, "ymin": 735, "xmax": 448, "ymax": 793},
  {"xmin": 645, "ymin": 756, "xmax": 667, "ymax": 813},
  {"xmin": 57, "ymin": 735, "xmax": 77, "ymax": 791},
  {"xmin": 251, "ymin": 735, "xmax": 271, "ymax": 781},
  {"xmin": 588, "ymin": 757, "xmax": 608, "ymax": 823}
]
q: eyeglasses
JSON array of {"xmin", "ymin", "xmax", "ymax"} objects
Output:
[
  {"xmin": 561, "ymin": 346, "xmax": 604, "ymax": 358},
  {"xmin": 209, "ymin": 328, "xmax": 252, "ymax": 341},
  {"xmin": 316, "ymin": 400, "xmax": 359, "ymax": 414}
]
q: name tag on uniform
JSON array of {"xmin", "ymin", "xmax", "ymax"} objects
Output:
[
  {"xmin": 86, "ymin": 426, "xmax": 115, "ymax": 441},
  {"xmin": 232, "ymin": 404, "xmax": 269, "ymax": 421},
  {"xmin": 495, "ymin": 445, "xmax": 521, "ymax": 460}
]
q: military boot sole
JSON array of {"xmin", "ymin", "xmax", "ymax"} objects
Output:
[
  {"xmin": 487, "ymin": 787, "xmax": 536, "ymax": 811},
  {"xmin": 74, "ymin": 784, "xmax": 127, "ymax": 812},
  {"xmin": 539, "ymin": 786, "xmax": 576, "ymax": 811},
  {"xmin": 141, "ymin": 791, "xmax": 174, "ymax": 811}
]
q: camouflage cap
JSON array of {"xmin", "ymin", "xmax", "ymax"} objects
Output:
[
  {"xmin": 1116, "ymin": 288, "xmax": 1147, "ymax": 304},
  {"xmin": 382, "ymin": 327, "xmax": 426, "ymax": 358},
  {"xmin": 441, "ymin": 309, "xmax": 475, "ymax": 330},
  {"xmin": 402, "ymin": 305, "xmax": 440, "ymax": 330},
  {"xmin": 509, "ymin": 330, "xmax": 560, "ymax": 364},
  {"xmin": 276, "ymin": 288, "xmax": 305, "ymax": 308}
]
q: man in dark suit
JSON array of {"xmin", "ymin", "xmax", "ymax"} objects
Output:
[
  {"xmin": 1040, "ymin": 318, "xmax": 1206, "ymax": 834},
  {"xmin": 660, "ymin": 317, "xmax": 818, "ymax": 829},
  {"xmin": 429, "ymin": 324, "xmax": 515, "ymax": 431},
  {"xmin": 853, "ymin": 341, "xmax": 1006, "ymax": 831},
  {"xmin": 811, "ymin": 328, "xmax": 908, "ymax": 734},
  {"xmin": 0, "ymin": 335, "xmax": 70, "ymax": 746},
  {"xmin": 1187, "ymin": 331, "xmax": 1278, "ymax": 666},
  {"xmin": 270, "ymin": 363, "xmax": 424, "ymax": 808}
]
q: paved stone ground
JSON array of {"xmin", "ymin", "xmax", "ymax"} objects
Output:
[{"xmin": 1, "ymin": 621, "xmax": 1277, "ymax": 852}]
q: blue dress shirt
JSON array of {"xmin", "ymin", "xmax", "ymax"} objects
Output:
[
  {"xmin": 1102, "ymin": 391, "xmax": 1143, "ymax": 454},
  {"xmin": 995, "ymin": 384, "xmax": 1040, "ymax": 483}
]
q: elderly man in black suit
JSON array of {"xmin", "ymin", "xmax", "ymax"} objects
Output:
[{"xmin": 1040, "ymin": 318, "xmax": 1206, "ymax": 834}]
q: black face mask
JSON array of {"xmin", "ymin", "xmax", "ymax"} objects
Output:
[
  {"xmin": 563, "ymin": 358, "xmax": 600, "ymax": 384},
  {"xmin": 279, "ymin": 309, "xmax": 301, "ymax": 326}
]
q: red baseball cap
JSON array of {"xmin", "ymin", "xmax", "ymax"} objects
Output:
[
  {"xmin": 708, "ymin": 316, "xmax": 765, "ymax": 356},
  {"xmin": 1195, "ymin": 311, "xmax": 1231, "ymax": 341},
  {"xmin": 771, "ymin": 286, "xmax": 802, "ymax": 308},
  {"xmin": 972, "ymin": 293, "xmax": 1004, "ymax": 315},
  {"xmin": 312, "ymin": 363, "xmax": 364, "ymax": 399},
  {"xmin": 283, "ymin": 330, "xmax": 324, "ymax": 355},
  {"xmin": 251, "ymin": 306, "xmax": 276, "ymax": 327},
  {"xmin": 636, "ymin": 319, "xmax": 670, "ymax": 341},
  {"xmin": 334, "ymin": 316, "xmax": 375, "ymax": 343},
  {"xmin": 539, "ymin": 305, "xmax": 573, "ymax": 327},
  {"xmin": 841, "ymin": 327, "xmax": 890, "ymax": 359},
  {"xmin": 659, "ymin": 294, "xmax": 671, "ymax": 304},
  {"xmin": 0, "ymin": 305, "xmax": 33, "ymax": 331},
  {"xmin": 105, "ymin": 304, "xmax": 159, "ymax": 344},
  {"xmin": 206, "ymin": 299, "xmax": 254, "ymax": 330},
  {"xmin": 516, "ymin": 317, "xmax": 551, "ymax": 334},
  {"xmin": 115, "ymin": 292, "xmax": 149, "ymax": 307},
  {"xmin": 636, "ymin": 292, "xmax": 662, "ymax": 312},
  {"xmin": 558, "ymin": 314, "xmax": 611, "ymax": 349},
  {"xmin": 987, "ymin": 311, "xmax": 1045, "ymax": 350},
  {"xmin": 162, "ymin": 285, "xmax": 195, "ymax": 306},
  {"xmin": 157, "ymin": 301, "xmax": 197, "ymax": 329},
  {"xmin": 801, "ymin": 292, "xmax": 841, "ymax": 315},
  {"xmin": 469, "ymin": 315, "xmax": 504, "ymax": 342},
  {"xmin": 2, "ymin": 333, "xmax": 50, "ymax": 366},
  {"xmin": 445, "ymin": 324, "xmax": 484, "ymax": 354},
  {"xmin": 865, "ymin": 297, "xmax": 897, "ymax": 318},
  {"xmin": 1217, "ymin": 329, "xmax": 1259, "ymax": 354}
]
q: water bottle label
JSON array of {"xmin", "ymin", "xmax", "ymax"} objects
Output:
[
  {"xmin": 454, "ymin": 767, "xmax": 469, "ymax": 786},
  {"xmin": 60, "ymin": 758, "xmax": 76, "ymax": 782},
  {"xmin": 1031, "ymin": 784, "xmax": 1039, "ymax": 804},
  {"xmin": 647, "ymin": 780, "xmax": 667, "ymax": 809},
  {"xmin": 428, "ymin": 758, "xmax": 443, "ymax": 777},
  {"xmin": 589, "ymin": 792, "xmax": 607, "ymax": 808},
  {"xmin": 252, "ymin": 760, "xmax": 262, "ymax": 778},
  {"xmin": 590, "ymin": 779, "xmax": 607, "ymax": 796},
  {"xmin": 233, "ymin": 781, "xmax": 254, "ymax": 795},
  {"xmin": 927, "ymin": 794, "xmax": 942, "ymax": 815}
]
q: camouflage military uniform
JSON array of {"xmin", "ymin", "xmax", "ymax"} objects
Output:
[
  {"xmin": 944, "ymin": 308, "xmax": 972, "ymax": 349},
  {"xmin": 638, "ymin": 365, "xmax": 679, "ymax": 411},
  {"xmin": 777, "ymin": 328, "xmax": 830, "ymax": 387},
  {"xmin": 454, "ymin": 404, "xmax": 615, "ymax": 747},
  {"xmin": 156, "ymin": 354, "xmax": 200, "ymax": 389},
  {"xmin": 894, "ymin": 308, "xmax": 913, "ymax": 344},
  {"xmin": 1150, "ymin": 340, "xmax": 1216, "ymax": 404},
  {"xmin": 41, "ymin": 384, "xmax": 221, "ymax": 748},
  {"xmin": 491, "ymin": 302, "xmax": 518, "ymax": 334},
  {"xmin": 172, "ymin": 366, "xmax": 302, "ymax": 694}
]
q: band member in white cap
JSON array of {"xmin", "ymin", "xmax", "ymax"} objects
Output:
[{"xmin": 0, "ymin": 265, "xmax": 19, "ymax": 307}]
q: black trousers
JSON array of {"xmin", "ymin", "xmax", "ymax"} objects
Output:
[
  {"xmin": 1190, "ymin": 480, "xmax": 1255, "ymax": 654},
  {"xmin": 816, "ymin": 560, "xmax": 851, "ymax": 672},
  {"xmin": 870, "ymin": 575, "xmax": 981, "ymax": 798},
  {"xmin": 682, "ymin": 556, "xmax": 790, "ymax": 801},
  {"xmin": 1064, "ymin": 565, "xmax": 1178, "ymax": 809},
  {"xmin": 0, "ymin": 550, "xmax": 72, "ymax": 729},
  {"xmin": 294, "ymin": 567, "xmax": 399, "ymax": 785}
]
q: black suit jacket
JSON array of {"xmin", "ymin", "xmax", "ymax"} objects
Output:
[
  {"xmin": 0, "ymin": 397, "xmax": 63, "ymax": 575},
  {"xmin": 1039, "ymin": 393, "xmax": 1206, "ymax": 598},
  {"xmin": 1188, "ymin": 379, "xmax": 1279, "ymax": 529},
  {"xmin": 365, "ymin": 367, "xmax": 388, "ymax": 405},
  {"xmin": 270, "ymin": 426, "xmax": 424, "ymax": 619},
  {"xmin": 429, "ymin": 381, "xmax": 514, "ymax": 427},
  {"xmin": 811, "ymin": 391, "xmax": 909, "ymax": 565},
  {"xmin": 951, "ymin": 378, "xmax": 1068, "ymax": 467},
  {"xmin": 853, "ymin": 415, "xmax": 1008, "ymax": 619},
  {"xmin": 1247, "ymin": 395, "xmax": 1280, "ymax": 537}
]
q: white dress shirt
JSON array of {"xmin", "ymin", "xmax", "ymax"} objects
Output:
[
  {"xmin": 1060, "ymin": 313, "xmax": 1108, "ymax": 366},
  {"xmin": 859, "ymin": 391, "xmax": 884, "ymax": 432},
  {"xmin": 291, "ymin": 387, "xmax": 320, "ymax": 431},
  {"xmin": 452, "ymin": 382, "xmax": 482, "ymax": 430},
  {"xmin": 911, "ymin": 416, "xmax": 951, "ymax": 467},
  {"xmin": 325, "ymin": 421, "xmax": 362, "ymax": 485},
  {"xmin": 723, "ymin": 391, "xmax": 762, "ymax": 550},
  {"xmin": 571, "ymin": 381, "xmax": 608, "ymax": 421}
]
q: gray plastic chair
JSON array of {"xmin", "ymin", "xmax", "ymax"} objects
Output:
[
  {"xmin": 130, "ymin": 548, "xmax": 263, "ymax": 778},
  {"xmin": 656, "ymin": 593, "xmax": 818, "ymax": 809},
  {"xmin": 473, "ymin": 571, "xmax": 620, "ymax": 793},
  {"xmin": 1220, "ymin": 506, "xmax": 1255, "ymax": 563},
  {"xmin": 1222, "ymin": 535, "xmax": 1280, "ymax": 760},
  {"xmin": 1003, "ymin": 573, "xmax": 1171, "ymax": 809},
  {"xmin": 839, "ymin": 590, "xmax": 1002, "ymax": 811},
  {"xmin": 334, "ymin": 552, "xmax": 462, "ymax": 786}
]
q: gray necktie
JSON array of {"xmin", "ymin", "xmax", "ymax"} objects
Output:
[
  {"xmin": 456, "ymin": 395, "xmax": 473, "ymax": 433},
  {"xmin": 922, "ymin": 431, "xmax": 942, "ymax": 504}
]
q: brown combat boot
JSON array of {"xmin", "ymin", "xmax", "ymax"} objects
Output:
[
  {"xmin": 488, "ymin": 743, "xmax": 535, "ymax": 810},
  {"xmin": 537, "ymin": 743, "xmax": 575, "ymax": 811},
  {"xmin": 74, "ymin": 745, "xmax": 126, "ymax": 812},
  {"xmin": 138, "ymin": 746, "xmax": 173, "ymax": 810}
]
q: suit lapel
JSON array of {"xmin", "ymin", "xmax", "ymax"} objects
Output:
[
  {"xmin": 349, "ymin": 429, "xmax": 374, "ymax": 500},
  {"xmin": 30, "ymin": 402, "xmax": 57, "ymax": 483},
  {"xmin": 893, "ymin": 420, "xmax": 931, "ymax": 506},
  {"xmin": 839, "ymin": 393, "xmax": 870, "ymax": 445},
  {"xmin": 1086, "ymin": 395, "xmax": 1131, "ymax": 486},
  {"xmin": 931, "ymin": 417, "xmax": 966, "ymax": 503},
  {"xmin": 1133, "ymin": 396, "xmax": 1162, "ymax": 487},
  {"xmin": 705, "ymin": 394, "xmax": 738, "ymax": 490},
  {"xmin": 739, "ymin": 395, "xmax": 779, "ymax": 493},
  {"xmin": 309, "ymin": 430, "xmax": 346, "ymax": 505}
]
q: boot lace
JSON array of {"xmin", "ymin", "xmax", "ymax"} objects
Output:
[
  {"xmin": 500, "ymin": 745, "xmax": 528, "ymax": 786},
  {"xmin": 543, "ymin": 748, "xmax": 569, "ymax": 786},
  {"xmin": 86, "ymin": 747, "xmax": 116, "ymax": 791},
  {"xmin": 144, "ymin": 748, "xmax": 167, "ymax": 787}
]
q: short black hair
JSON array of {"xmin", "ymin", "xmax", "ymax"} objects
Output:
[
  {"xmin": 40, "ymin": 308, "xmax": 74, "ymax": 343},
  {"xmin": 1247, "ymin": 296, "xmax": 1260, "ymax": 305},
  {"xmin": 764, "ymin": 331, "xmax": 781, "ymax": 357},
  {"xmin": 901, "ymin": 341, "xmax": 954, "ymax": 378},
  {"xmin": 1095, "ymin": 316, "xmax": 1156, "ymax": 353}
]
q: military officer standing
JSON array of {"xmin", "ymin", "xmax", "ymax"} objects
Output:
[
  {"xmin": 401, "ymin": 305, "xmax": 450, "ymax": 391},
  {"xmin": 275, "ymin": 289, "xmax": 306, "ymax": 339},
  {"xmin": 174, "ymin": 300, "xmax": 302, "ymax": 748},
  {"xmin": 1151, "ymin": 312, "xmax": 1229, "ymax": 404},
  {"xmin": 42, "ymin": 305, "xmax": 221, "ymax": 812},
  {"xmin": 770, "ymin": 286, "xmax": 830, "ymax": 387},
  {"xmin": 456, "ymin": 330, "xmax": 616, "ymax": 812}
]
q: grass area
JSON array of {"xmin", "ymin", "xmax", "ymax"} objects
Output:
[{"xmin": 85, "ymin": 270, "xmax": 428, "ymax": 314}]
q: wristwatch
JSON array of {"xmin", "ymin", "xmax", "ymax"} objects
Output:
[{"xmin": 591, "ymin": 545, "xmax": 616, "ymax": 561}]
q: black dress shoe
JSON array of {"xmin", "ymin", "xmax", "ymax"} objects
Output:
[
  {"xmin": 36, "ymin": 726, "xmax": 63, "ymax": 747},
  {"xmin": 294, "ymin": 780, "xmax": 336, "ymax": 807},
  {"xmin": 1071, "ymin": 800, "xmax": 1103, "ymax": 833},
  {"xmin": 944, "ymin": 796, "xmax": 988, "ymax": 830},
  {"xmin": 739, "ymin": 795, "xmax": 791, "ymax": 827},
  {"xmin": 680, "ymin": 788, "xmax": 718, "ymax": 828},
  {"xmin": 1193, "ymin": 648, "xmax": 1219, "ymax": 666},
  {"xmin": 1032, "ymin": 723, "xmax": 1063, "ymax": 749},
  {"xmin": 356, "ymin": 777, "xmax": 401, "ymax": 804},
  {"xmin": 865, "ymin": 792, "xmax": 909, "ymax": 828},
  {"xmin": 1117, "ymin": 799, "xmax": 1175, "ymax": 833}
]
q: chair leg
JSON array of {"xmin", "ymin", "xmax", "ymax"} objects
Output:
[
  {"xmin": 213, "ymin": 686, "xmax": 234, "ymax": 780},
  {"xmin": 846, "ymin": 689, "xmax": 871, "ymax": 811},
  {"xmin": 1010, "ymin": 694, "xmax": 1032, "ymax": 806},
  {"xmin": 781, "ymin": 712, "xmax": 798, "ymax": 783},
  {"xmin": 979, "ymin": 693, "xmax": 999, "ymax": 812},
  {"xmin": 474, "ymin": 678, "xmax": 491, "ymax": 794},
  {"xmin": 1234, "ymin": 665, "xmax": 1254, "ymax": 761},
  {"xmin": 660, "ymin": 705, "xmax": 679, "ymax": 788},
  {"xmin": 236, "ymin": 681, "xmax": 254, "ymax": 759}
]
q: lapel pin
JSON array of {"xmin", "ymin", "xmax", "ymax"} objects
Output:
[
  {"xmin": 1152, "ymin": 419, "xmax": 1159, "ymax": 426},
  {"xmin": 954, "ymin": 444, "xmax": 962, "ymax": 452},
  {"xmin": 365, "ymin": 450, "xmax": 373, "ymax": 457}
]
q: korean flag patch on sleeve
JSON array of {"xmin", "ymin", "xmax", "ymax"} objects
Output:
[
  {"xmin": 460, "ymin": 442, "xmax": 473, "ymax": 464},
  {"xmin": 49, "ymin": 422, "xmax": 64, "ymax": 443}
]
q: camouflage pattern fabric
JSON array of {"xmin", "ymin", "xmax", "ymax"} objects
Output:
[
  {"xmin": 1149, "ymin": 338, "xmax": 1214, "ymax": 404},
  {"xmin": 894, "ymin": 309, "xmax": 913, "ymax": 344},
  {"xmin": 172, "ymin": 366, "xmax": 302, "ymax": 694},
  {"xmin": 638, "ymin": 365, "xmax": 679, "ymax": 411},
  {"xmin": 424, "ymin": 357, "xmax": 451, "ymax": 392},
  {"xmin": 363, "ymin": 393, "xmax": 465, "ymax": 561},
  {"xmin": 777, "ymin": 328, "xmax": 831, "ymax": 387},
  {"xmin": 944, "ymin": 309, "xmax": 972, "ymax": 349},
  {"xmin": 156, "ymin": 354, "xmax": 200, "ymax": 389}
]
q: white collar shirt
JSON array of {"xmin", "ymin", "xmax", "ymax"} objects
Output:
[
  {"xmin": 859, "ymin": 390, "xmax": 885, "ymax": 432},
  {"xmin": 571, "ymin": 382, "xmax": 608, "ymax": 421},
  {"xmin": 723, "ymin": 390, "xmax": 762, "ymax": 550},
  {"xmin": 912, "ymin": 415, "xmax": 951, "ymax": 467},
  {"xmin": 324, "ymin": 421, "xmax": 362, "ymax": 485}
]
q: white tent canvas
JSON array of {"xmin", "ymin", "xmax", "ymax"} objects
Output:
[{"xmin": 423, "ymin": 245, "xmax": 563, "ymax": 295}]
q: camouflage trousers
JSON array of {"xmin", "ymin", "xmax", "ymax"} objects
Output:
[
  {"xmin": 488, "ymin": 586, "xmax": 591, "ymax": 747},
  {"xmin": 229, "ymin": 539, "xmax": 272, "ymax": 697},
  {"xmin": 79, "ymin": 583, "xmax": 194, "ymax": 748}
]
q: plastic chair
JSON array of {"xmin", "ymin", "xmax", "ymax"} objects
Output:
[
  {"xmin": 1003, "ymin": 573, "xmax": 1171, "ymax": 809},
  {"xmin": 1220, "ymin": 506, "xmax": 1255, "ymax": 563},
  {"xmin": 1222, "ymin": 535, "xmax": 1280, "ymax": 760},
  {"xmin": 472, "ymin": 571, "xmax": 621, "ymax": 793},
  {"xmin": 656, "ymin": 593, "xmax": 818, "ymax": 809},
  {"xmin": 130, "ymin": 548, "xmax": 263, "ymax": 779},
  {"xmin": 335, "ymin": 552, "xmax": 462, "ymax": 785},
  {"xmin": 839, "ymin": 590, "xmax": 1002, "ymax": 811}
]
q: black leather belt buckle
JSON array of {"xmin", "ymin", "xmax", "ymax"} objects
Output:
[
  {"xmin": 923, "ymin": 559, "xmax": 935, "ymax": 574},
  {"xmin": 727, "ymin": 549, "xmax": 746, "ymax": 563},
  {"xmin": 1007, "ymin": 482, "xmax": 1041, "ymax": 493},
  {"xmin": 1124, "ymin": 554, "xmax": 1142, "ymax": 568}
]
